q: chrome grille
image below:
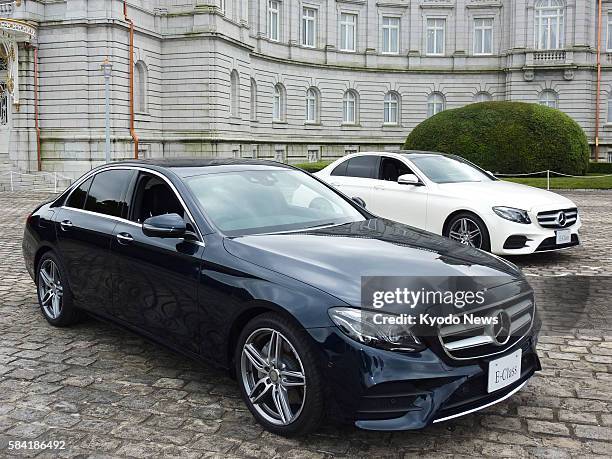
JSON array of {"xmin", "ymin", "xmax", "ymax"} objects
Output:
[
  {"xmin": 438, "ymin": 295, "xmax": 535, "ymax": 360},
  {"xmin": 537, "ymin": 208, "xmax": 578, "ymax": 229}
]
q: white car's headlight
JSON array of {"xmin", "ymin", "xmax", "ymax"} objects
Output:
[
  {"xmin": 328, "ymin": 307, "xmax": 424, "ymax": 352},
  {"xmin": 493, "ymin": 206, "xmax": 531, "ymax": 224}
]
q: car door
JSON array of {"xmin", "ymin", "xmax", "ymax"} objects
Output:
[
  {"xmin": 55, "ymin": 168, "xmax": 134, "ymax": 316},
  {"xmin": 109, "ymin": 171, "xmax": 205, "ymax": 355},
  {"xmin": 326, "ymin": 155, "xmax": 378, "ymax": 208},
  {"xmin": 367, "ymin": 156, "xmax": 429, "ymax": 229}
]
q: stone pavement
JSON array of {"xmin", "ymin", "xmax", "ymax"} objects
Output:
[{"xmin": 0, "ymin": 191, "xmax": 610, "ymax": 458}]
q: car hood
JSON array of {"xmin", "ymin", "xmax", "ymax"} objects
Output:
[
  {"xmin": 437, "ymin": 180, "xmax": 575, "ymax": 211},
  {"xmin": 223, "ymin": 219, "xmax": 524, "ymax": 307}
]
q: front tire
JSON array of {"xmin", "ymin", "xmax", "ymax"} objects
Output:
[
  {"xmin": 235, "ymin": 312, "xmax": 324, "ymax": 436},
  {"xmin": 444, "ymin": 212, "xmax": 491, "ymax": 252},
  {"xmin": 36, "ymin": 252, "xmax": 81, "ymax": 327}
]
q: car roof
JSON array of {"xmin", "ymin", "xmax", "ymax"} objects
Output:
[
  {"xmin": 108, "ymin": 158, "xmax": 295, "ymax": 178},
  {"xmin": 354, "ymin": 150, "xmax": 444, "ymax": 157}
]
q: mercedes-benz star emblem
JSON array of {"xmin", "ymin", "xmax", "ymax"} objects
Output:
[
  {"xmin": 556, "ymin": 211, "xmax": 567, "ymax": 227},
  {"xmin": 486, "ymin": 310, "xmax": 512, "ymax": 346}
]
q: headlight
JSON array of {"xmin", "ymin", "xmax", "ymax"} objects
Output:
[
  {"xmin": 493, "ymin": 206, "xmax": 531, "ymax": 224},
  {"xmin": 328, "ymin": 307, "xmax": 425, "ymax": 352}
]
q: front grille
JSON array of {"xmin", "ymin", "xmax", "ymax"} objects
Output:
[
  {"xmin": 438, "ymin": 294, "xmax": 535, "ymax": 360},
  {"xmin": 537, "ymin": 208, "xmax": 578, "ymax": 229}
]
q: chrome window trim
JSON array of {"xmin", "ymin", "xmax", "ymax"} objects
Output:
[{"xmin": 63, "ymin": 165, "xmax": 204, "ymax": 242}]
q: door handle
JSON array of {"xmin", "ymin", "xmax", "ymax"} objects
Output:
[
  {"xmin": 330, "ymin": 182, "xmax": 341, "ymax": 187},
  {"xmin": 116, "ymin": 233, "xmax": 134, "ymax": 244},
  {"xmin": 374, "ymin": 185, "xmax": 385, "ymax": 190},
  {"xmin": 60, "ymin": 220, "xmax": 73, "ymax": 231}
]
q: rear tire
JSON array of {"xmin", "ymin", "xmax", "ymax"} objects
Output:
[
  {"xmin": 444, "ymin": 212, "xmax": 491, "ymax": 252},
  {"xmin": 36, "ymin": 252, "xmax": 82, "ymax": 327},
  {"xmin": 235, "ymin": 312, "xmax": 324, "ymax": 436}
]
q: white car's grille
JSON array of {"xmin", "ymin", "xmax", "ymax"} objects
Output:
[
  {"xmin": 537, "ymin": 208, "xmax": 578, "ymax": 229},
  {"xmin": 437, "ymin": 294, "xmax": 535, "ymax": 360}
]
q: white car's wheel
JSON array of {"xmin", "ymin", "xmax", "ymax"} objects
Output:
[{"xmin": 444, "ymin": 212, "xmax": 491, "ymax": 251}]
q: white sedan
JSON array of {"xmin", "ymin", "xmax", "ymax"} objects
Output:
[{"xmin": 315, "ymin": 151, "xmax": 581, "ymax": 255}]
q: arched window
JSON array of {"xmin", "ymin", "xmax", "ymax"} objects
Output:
[
  {"xmin": 539, "ymin": 89, "xmax": 558, "ymax": 109},
  {"xmin": 273, "ymin": 83, "xmax": 286, "ymax": 121},
  {"xmin": 250, "ymin": 78, "xmax": 258, "ymax": 121},
  {"xmin": 383, "ymin": 91, "xmax": 400, "ymax": 124},
  {"xmin": 305, "ymin": 87, "xmax": 319, "ymax": 123},
  {"xmin": 427, "ymin": 92, "xmax": 445, "ymax": 117},
  {"xmin": 343, "ymin": 90, "xmax": 358, "ymax": 124},
  {"xmin": 230, "ymin": 69, "xmax": 240, "ymax": 117},
  {"xmin": 134, "ymin": 61, "xmax": 148, "ymax": 113},
  {"xmin": 535, "ymin": 0, "xmax": 565, "ymax": 50},
  {"xmin": 474, "ymin": 91, "xmax": 492, "ymax": 103}
]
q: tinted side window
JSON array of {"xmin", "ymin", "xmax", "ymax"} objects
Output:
[
  {"xmin": 85, "ymin": 170, "xmax": 133, "ymax": 218},
  {"xmin": 331, "ymin": 160, "xmax": 348, "ymax": 177},
  {"xmin": 130, "ymin": 174, "xmax": 185, "ymax": 223},
  {"xmin": 379, "ymin": 157, "xmax": 414, "ymax": 181},
  {"xmin": 345, "ymin": 156, "xmax": 379, "ymax": 179},
  {"xmin": 66, "ymin": 177, "xmax": 93, "ymax": 209}
]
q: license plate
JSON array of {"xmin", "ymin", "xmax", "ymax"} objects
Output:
[
  {"xmin": 556, "ymin": 229, "xmax": 571, "ymax": 245},
  {"xmin": 488, "ymin": 349, "xmax": 522, "ymax": 393}
]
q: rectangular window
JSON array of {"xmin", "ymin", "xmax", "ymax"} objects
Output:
[
  {"xmin": 340, "ymin": 13, "xmax": 357, "ymax": 52},
  {"xmin": 474, "ymin": 18, "xmax": 493, "ymax": 55},
  {"xmin": 302, "ymin": 7, "xmax": 316, "ymax": 47},
  {"xmin": 268, "ymin": 1, "xmax": 280, "ymax": 41},
  {"xmin": 607, "ymin": 13, "xmax": 612, "ymax": 51},
  {"xmin": 382, "ymin": 17, "xmax": 400, "ymax": 54},
  {"xmin": 85, "ymin": 170, "xmax": 133, "ymax": 218},
  {"xmin": 307, "ymin": 150, "xmax": 319, "ymax": 163},
  {"xmin": 426, "ymin": 18, "xmax": 445, "ymax": 55},
  {"xmin": 608, "ymin": 97, "xmax": 612, "ymax": 123}
]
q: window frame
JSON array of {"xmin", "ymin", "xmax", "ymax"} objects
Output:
[
  {"xmin": 607, "ymin": 12, "xmax": 612, "ymax": 52},
  {"xmin": 426, "ymin": 17, "xmax": 446, "ymax": 56},
  {"xmin": 427, "ymin": 92, "xmax": 446, "ymax": 117},
  {"xmin": 301, "ymin": 6, "xmax": 317, "ymax": 48},
  {"xmin": 62, "ymin": 166, "xmax": 205, "ymax": 241},
  {"xmin": 268, "ymin": 0, "xmax": 280, "ymax": 42},
  {"xmin": 383, "ymin": 91, "xmax": 400, "ymax": 125},
  {"xmin": 342, "ymin": 89, "xmax": 358, "ymax": 125},
  {"xmin": 273, "ymin": 83, "xmax": 286, "ymax": 122},
  {"xmin": 250, "ymin": 78, "xmax": 258, "ymax": 121},
  {"xmin": 230, "ymin": 69, "xmax": 240, "ymax": 117},
  {"xmin": 473, "ymin": 17, "xmax": 494, "ymax": 55},
  {"xmin": 382, "ymin": 16, "xmax": 400, "ymax": 54},
  {"xmin": 538, "ymin": 89, "xmax": 559, "ymax": 109},
  {"xmin": 134, "ymin": 61, "xmax": 149, "ymax": 114},
  {"xmin": 534, "ymin": 0, "xmax": 565, "ymax": 50},
  {"xmin": 305, "ymin": 87, "xmax": 319, "ymax": 123},
  {"xmin": 339, "ymin": 12, "xmax": 357, "ymax": 52}
]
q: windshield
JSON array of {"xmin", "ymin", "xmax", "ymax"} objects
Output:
[
  {"xmin": 186, "ymin": 169, "xmax": 366, "ymax": 236},
  {"xmin": 408, "ymin": 155, "xmax": 494, "ymax": 184}
]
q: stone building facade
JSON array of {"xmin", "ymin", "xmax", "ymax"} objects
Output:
[{"xmin": 0, "ymin": 0, "xmax": 611, "ymax": 177}]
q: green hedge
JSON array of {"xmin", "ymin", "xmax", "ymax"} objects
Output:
[
  {"xmin": 403, "ymin": 101, "xmax": 590, "ymax": 175},
  {"xmin": 294, "ymin": 161, "xmax": 332, "ymax": 173},
  {"xmin": 588, "ymin": 162, "xmax": 612, "ymax": 174}
]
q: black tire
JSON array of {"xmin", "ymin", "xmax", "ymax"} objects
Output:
[
  {"xmin": 36, "ymin": 251, "xmax": 82, "ymax": 327},
  {"xmin": 444, "ymin": 212, "xmax": 491, "ymax": 252},
  {"xmin": 235, "ymin": 312, "xmax": 325, "ymax": 437}
]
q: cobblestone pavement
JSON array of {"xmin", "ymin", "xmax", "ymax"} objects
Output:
[{"xmin": 0, "ymin": 191, "xmax": 611, "ymax": 458}]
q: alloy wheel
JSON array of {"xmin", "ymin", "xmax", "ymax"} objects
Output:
[
  {"xmin": 240, "ymin": 328, "xmax": 306, "ymax": 426},
  {"xmin": 449, "ymin": 217, "xmax": 483, "ymax": 248},
  {"xmin": 38, "ymin": 259, "xmax": 63, "ymax": 320}
]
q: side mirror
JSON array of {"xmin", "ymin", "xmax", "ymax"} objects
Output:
[
  {"xmin": 142, "ymin": 213, "xmax": 186, "ymax": 238},
  {"xmin": 398, "ymin": 173, "xmax": 422, "ymax": 186},
  {"xmin": 352, "ymin": 196, "xmax": 367, "ymax": 208}
]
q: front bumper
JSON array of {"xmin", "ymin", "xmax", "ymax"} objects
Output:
[
  {"xmin": 487, "ymin": 214, "xmax": 582, "ymax": 255},
  {"xmin": 307, "ymin": 323, "xmax": 541, "ymax": 431}
]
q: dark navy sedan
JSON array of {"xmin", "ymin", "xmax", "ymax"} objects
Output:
[{"xmin": 22, "ymin": 159, "xmax": 541, "ymax": 436}]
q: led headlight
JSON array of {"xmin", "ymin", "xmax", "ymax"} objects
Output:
[
  {"xmin": 328, "ymin": 307, "xmax": 424, "ymax": 352},
  {"xmin": 493, "ymin": 206, "xmax": 531, "ymax": 224}
]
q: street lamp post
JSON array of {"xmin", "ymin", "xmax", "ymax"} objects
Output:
[{"xmin": 101, "ymin": 58, "xmax": 113, "ymax": 163}]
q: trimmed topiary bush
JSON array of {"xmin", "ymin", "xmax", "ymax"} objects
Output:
[
  {"xmin": 403, "ymin": 101, "xmax": 590, "ymax": 175},
  {"xmin": 588, "ymin": 162, "xmax": 612, "ymax": 174},
  {"xmin": 294, "ymin": 161, "xmax": 332, "ymax": 173}
]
